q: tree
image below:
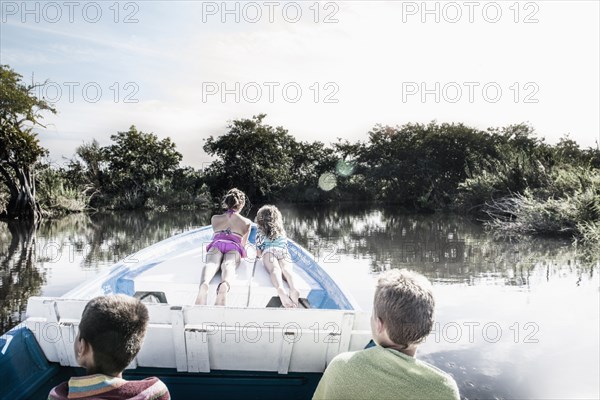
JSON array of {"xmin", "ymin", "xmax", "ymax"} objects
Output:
[
  {"xmin": 355, "ymin": 123, "xmax": 427, "ymax": 206},
  {"xmin": 104, "ymin": 125, "xmax": 182, "ymax": 207},
  {"xmin": 64, "ymin": 139, "xmax": 107, "ymax": 205},
  {"xmin": 287, "ymin": 140, "xmax": 337, "ymax": 201},
  {"xmin": 0, "ymin": 65, "xmax": 56, "ymax": 221},
  {"xmin": 340, "ymin": 122, "xmax": 501, "ymax": 208},
  {"xmin": 203, "ymin": 114, "xmax": 297, "ymax": 202},
  {"xmin": 553, "ymin": 135, "xmax": 587, "ymax": 166}
]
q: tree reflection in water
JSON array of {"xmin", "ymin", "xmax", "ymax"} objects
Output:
[
  {"xmin": 1, "ymin": 210, "xmax": 211, "ymax": 332},
  {"xmin": 281, "ymin": 204, "xmax": 597, "ymax": 287},
  {"xmin": 1, "ymin": 205, "xmax": 596, "ymax": 333},
  {"xmin": 0, "ymin": 221, "xmax": 45, "ymax": 333}
]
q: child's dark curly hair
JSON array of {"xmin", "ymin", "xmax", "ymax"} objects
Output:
[
  {"xmin": 255, "ymin": 205, "xmax": 285, "ymax": 240},
  {"xmin": 221, "ymin": 188, "xmax": 246, "ymax": 211}
]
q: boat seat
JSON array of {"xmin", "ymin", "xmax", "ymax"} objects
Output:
[
  {"xmin": 135, "ymin": 291, "xmax": 168, "ymax": 304},
  {"xmin": 24, "ymin": 297, "xmax": 371, "ymax": 374}
]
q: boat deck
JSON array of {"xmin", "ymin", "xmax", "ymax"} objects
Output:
[{"xmin": 132, "ymin": 245, "xmax": 312, "ymax": 307}]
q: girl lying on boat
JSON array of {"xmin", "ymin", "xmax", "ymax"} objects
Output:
[
  {"xmin": 255, "ymin": 205, "xmax": 300, "ymax": 308},
  {"xmin": 195, "ymin": 188, "xmax": 252, "ymax": 306}
]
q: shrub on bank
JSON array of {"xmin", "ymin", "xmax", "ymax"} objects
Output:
[
  {"xmin": 577, "ymin": 220, "xmax": 600, "ymax": 246},
  {"xmin": 484, "ymin": 191, "xmax": 580, "ymax": 236},
  {"xmin": 36, "ymin": 165, "xmax": 88, "ymax": 217},
  {"xmin": 483, "ymin": 181, "xmax": 600, "ymax": 241},
  {"xmin": 455, "ymin": 155, "xmax": 551, "ymax": 213}
]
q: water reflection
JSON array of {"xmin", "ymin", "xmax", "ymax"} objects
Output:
[
  {"xmin": 0, "ymin": 222, "xmax": 45, "ymax": 333},
  {"xmin": 0, "ymin": 205, "xmax": 598, "ymax": 399},
  {"xmin": 1, "ymin": 206, "xmax": 597, "ymax": 327},
  {"xmin": 0, "ymin": 210, "xmax": 211, "ymax": 332},
  {"xmin": 282, "ymin": 205, "xmax": 597, "ymax": 286},
  {"xmin": 36, "ymin": 210, "xmax": 212, "ymax": 269}
]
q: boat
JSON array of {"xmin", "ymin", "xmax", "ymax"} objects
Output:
[{"xmin": 0, "ymin": 225, "xmax": 371, "ymax": 400}]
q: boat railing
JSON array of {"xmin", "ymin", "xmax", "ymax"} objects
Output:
[{"xmin": 24, "ymin": 297, "xmax": 372, "ymax": 375}]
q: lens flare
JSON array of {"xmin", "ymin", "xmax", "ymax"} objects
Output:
[
  {"xmin": 318, "ymin": 172, "xmax": 337, "ymax": 191},
  {"xmin": 336, "ymin": 160, "xmax": 355, "ymax": 177}
]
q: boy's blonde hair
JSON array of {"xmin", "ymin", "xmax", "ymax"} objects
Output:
[
  {"xmin": 374, "ymin": 269, "xmax": 435, "ymax": 349},
  {"xmin": 255, "ymin": 205, "xmax": 285, "ymax": 240}
]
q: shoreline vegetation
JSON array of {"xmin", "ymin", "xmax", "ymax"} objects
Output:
[{"xmin": 1, "ymin": 65, "xmax": 599, "ymax": 247}]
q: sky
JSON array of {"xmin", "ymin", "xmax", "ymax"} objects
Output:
[{"xmin": 1, "ymin": 0, "xmax": 599, "ymax": 168}]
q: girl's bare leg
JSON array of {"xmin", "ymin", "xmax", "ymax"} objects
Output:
[
  {"xmin": 216, "ymin": 251, "xmax": 240, "ymax": 306},
  {"xmin": 263, "ymin": 253, "xmax": 295, "ymax": 308},
  {"xmin": 195, "ymin": 249, "xmax": 223, "ymax": 305},
  {"xmin": 279, "ymin": 256, "xmax": 299, "ymax": 307}
]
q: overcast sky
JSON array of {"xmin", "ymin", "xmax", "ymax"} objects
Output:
[{"xmin": 2, "ymin": 1, "xmax": 599, "ymax": 168}]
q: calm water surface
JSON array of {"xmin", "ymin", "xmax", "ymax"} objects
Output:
[{"xmin": 1, "ymin": 206, "xmax": 598, "ymax": 399}]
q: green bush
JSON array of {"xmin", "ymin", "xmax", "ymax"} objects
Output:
[
  {"xmin": 455, "ymin": 168, "xmax": 508, "ymax": 212},
  {"xmin": 484, "ymin": 184, "xmax": 600, "ymax": 240},
  {"xmin": 537, "ymin": 166, "xmax": 600, "ymax": 199},
  {"xmin": 36, "ymin": 166, "xmax": 87, "ymax": 216},
  {"xmin": 577, "ymin": 220, "xmax": 600, "ymax": 246},
  {"xmin": 456, "ymin": 155, "xmax": 551, "ymax": 213},
  {"xmin": 485, "ymin": 192, "xmax": 577, "ymax": 235}
]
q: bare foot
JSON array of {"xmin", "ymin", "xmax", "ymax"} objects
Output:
[
  {"xmin": 215, "ymin": 281, "xmax": 229, "ymax": 306},
  {"xmin": 277, "ymin": 287, "xmax": 295, "ymax": 308},
  {"xmin": 289, "ymin": 289, "xmax": 300, "ymax": 308},
  {"xmin": 195, "ymin": 283, "xmax": 209, "ymax": 305}
]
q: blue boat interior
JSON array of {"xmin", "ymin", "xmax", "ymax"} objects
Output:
[{"xmin": 91, "ymin": 225, "xmax": 354, "ymax": 310}]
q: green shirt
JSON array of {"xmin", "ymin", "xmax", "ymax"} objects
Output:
[{"xmin": 313, "ymin": 346, "xmax": 460, "ymax": 400}]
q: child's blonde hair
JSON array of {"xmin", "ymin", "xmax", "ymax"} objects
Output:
[
  {"xmin": 255, "ymin": 205, "xmax": 286, "ymax": 240},
  {"xmin": 374, "ymin": 269, "xmax": 435, "ymax": 349}
]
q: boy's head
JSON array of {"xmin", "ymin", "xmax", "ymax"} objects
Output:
[
  {"xmin": 75, "ymin": 295, "xmax": 149, "ymax": 375},
  {"xmin": 371, "ymin": 269, "xmax": 435, "ymax": 351}
]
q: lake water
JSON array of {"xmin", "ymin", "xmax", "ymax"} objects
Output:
[{"xmin": 1, "ymin": 206, "xmax": 598, "ymax": 399}]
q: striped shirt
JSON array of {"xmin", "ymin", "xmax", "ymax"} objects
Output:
[{"xmin": 48, "ymin": 374, "xmax": 170, "ymax": 400}]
